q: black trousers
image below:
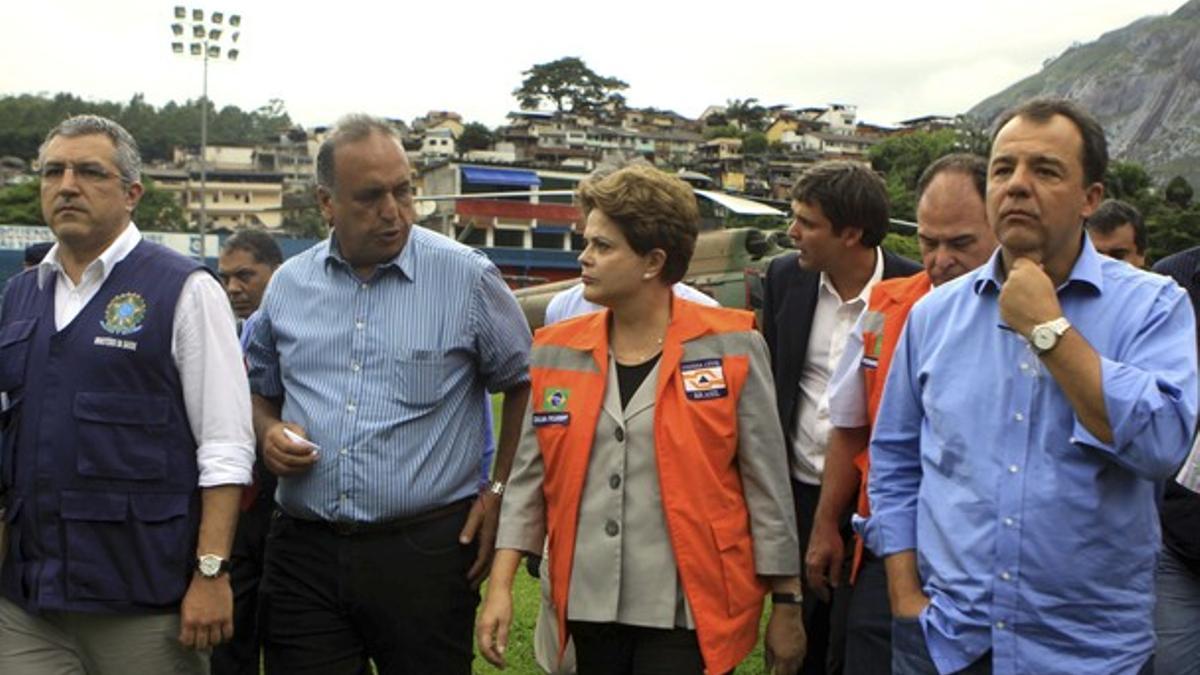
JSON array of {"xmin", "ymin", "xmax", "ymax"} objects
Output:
[
  {"xmin": 259, "ymin": 502, "xmax": 479, "ymax": 675},
  {"xmin": 211, "ymin": 492, "xmax": 274, "ymax": 675},
  {"xmin": 793, "ymin": 479, "xmax": 852, "ymax": 675},
  {"xmin": 568, "ymin": 621, "xmax": 710, "ymax": 675},
  {"xmin": 844, "ymin": 553, "xmax": 892, "ymax": 675}
]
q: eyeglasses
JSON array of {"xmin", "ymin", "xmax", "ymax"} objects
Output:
[{"xmin": 40, "ymin": 162, "xmax": 121, "ymax": 184}]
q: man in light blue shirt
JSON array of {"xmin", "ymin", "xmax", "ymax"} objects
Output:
[
  {"xmin": 864, "ymin": 98, "xmax": 1197, "ymax": 675},
  {"xmin": 246, "ymin": 114, "xmax": 531, "ymax": 674}
]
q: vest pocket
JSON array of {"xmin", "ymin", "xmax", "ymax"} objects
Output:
[
  {"xmin": 60, "ymin": 490, "xmax": 192, "ymax": 605},
  {"xmin": 710, "ymin": 507, "xmax": 763, "ymax": 617},
  {"xmin": 0, "ymin": 319, "xmax": 36, "ymax": 392},
  {"xmin": 73, "ymin": 392, "xmax": 171, "ymax": 481}
]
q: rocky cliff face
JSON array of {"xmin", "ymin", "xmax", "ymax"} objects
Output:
[{"xmin": 969, "ymin": 0, "xmax": 1200, "ymax": 188}]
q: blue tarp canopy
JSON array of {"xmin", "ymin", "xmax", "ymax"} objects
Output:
[{"xmin": 461, "ymin": 166, "xmax": 541, "ymax": 187}]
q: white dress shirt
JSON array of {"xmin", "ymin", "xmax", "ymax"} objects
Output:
[
  {"xmin": 790, "ymin": 249, "xmax": 883, "ymax": 485},
  {"xmin": 544, "ymin": 281, "xmax": 719, "ymax": 325},
  {"xmin": 36, "ymin": 224, "xmax": 254, "ymax": 487}
]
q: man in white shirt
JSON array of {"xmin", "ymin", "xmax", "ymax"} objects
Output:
[
  {"xmin": 0, "ymin": 115, "xmax": 254, "ymax": 674},
  {"xmin": 760, "ymin": 161, "xmax": 920, "ymax": 675}
]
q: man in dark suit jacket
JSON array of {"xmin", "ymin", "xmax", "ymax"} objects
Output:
[{"xmin": 762, "ymin": 161, "xmax": 920, "ymax": 675}]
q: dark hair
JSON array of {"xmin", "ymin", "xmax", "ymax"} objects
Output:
[
  {"xmin": 790, "ymin": 161, "xmax": 889, "ymax": 247},
  {"xmin": 1086, "ymin": 199, "xmax": 1146, "ymax": 254},
  {"xmin": 24, "ymin": 242, "xmax": 53, "ymax": 266},
  {"xmin": 990, "ymin": 98, "xmax": 1108, "ymax": 186},
  {"xmin": 316, "ymin": 114, "xmax": 403, "ymax": 193},
  {"xmin": 576, "ymin": 163, "xmax": 699, "ymax": 285},
  {"xmin": 917, "ymin": 153, "xmax": 987, "ymax": 202},
  {"xmin": 221, "ymin": 228, "xmax": 283, "ymax": 268}
]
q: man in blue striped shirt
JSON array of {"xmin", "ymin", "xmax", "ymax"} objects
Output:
[
  {"xmin": 864, "ymin": 99, "xmax": 1198, "ymax": 674},
  {"xmin": 245, "ymin": 114, "xmax": 531, "ymax": 675}
]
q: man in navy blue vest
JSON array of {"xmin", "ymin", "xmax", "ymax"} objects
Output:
[{"xmin": 0, "ymin": 115, "xmax": 255, "ymax": 673}]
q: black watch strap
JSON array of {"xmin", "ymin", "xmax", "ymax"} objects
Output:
[{"xmin": 771, "ymin": 591, "xmax": 803, "ymax": 605}]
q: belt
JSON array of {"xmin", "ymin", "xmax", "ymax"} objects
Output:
[{"xmin": 280, "ymin": 497, "xmax": 474, "ymax": 537}]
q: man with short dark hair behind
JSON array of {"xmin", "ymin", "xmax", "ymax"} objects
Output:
[
  {"xmin": 807, "ymin": 153, "xmax": 998, "ymax": 674},
  {"xmin": 246, "ymin": 113, "xmax": 531, "ymax": 674},
  {"xmin": 762, "ymin": 160, "xmax": 921, "ymax": 674},
  {"xmin": 1085, "ymin": 198, "xmax": 1147, "ymax": 268},
  {"xmin": 212, "ymin": 228, "xmax": 284, "ymax": 675},
  {"xmin": 866, "ymin": 98, "xmax": 1197, "ymax": 674},
  {"xmin": 0, "ymin": 114, "xmax": 253, "ymax": 673}
]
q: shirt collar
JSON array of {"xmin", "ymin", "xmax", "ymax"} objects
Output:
[
  {"xmin": 973, "ymin": 232, "xmax": 1104, "ymax": 296},
  {"xmin": 818, "ymin": 247, "xmax": 884, "ymax": 304},
  {"xmin": 37, "ymin": 222, "xmax": 142, "ymax": 290},
  {"xmin": 323, "ymin": 229, "xmax": 415, "ymax": 281}
]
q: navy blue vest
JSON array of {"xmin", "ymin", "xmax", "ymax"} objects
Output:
[{"xmin": 0, "ymin": 240, "xmax": 205, "ymax": 613}]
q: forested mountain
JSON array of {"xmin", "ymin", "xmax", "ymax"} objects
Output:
[{"xmin": 970, "ymin": 0, "xmax": 1200, "ymax": 189}]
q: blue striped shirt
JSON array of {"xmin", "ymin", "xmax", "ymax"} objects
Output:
[{"xmin": 246, "ymin": 227, "xmax": 531, "ymax": 522}]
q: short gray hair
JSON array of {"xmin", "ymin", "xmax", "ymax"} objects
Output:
[
  {"xmin": 38, "ymin": 114, "xmax": 142, "ymax": 185},
  {"xmin": 316, "ymin": 114, "xmax": 403, "ymax": 193}
]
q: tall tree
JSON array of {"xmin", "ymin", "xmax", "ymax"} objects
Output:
[
  {"xmin": 1165, "ymin": 175, "xmax": 1194, "ymax": 209},
  {"xmin": 459, "ymin": 122, "xmax": 495, "ymax": 153},
  {"xmin": 513, "ymin": 57, "xmax": 628, "ymax": 113},
  {"xmin": 133, "ymin": 179, "xmax": 187, "ymax": 232},
  {"xmin": 725, "ymin": 98, "xmax": 767, "ymax": 132}
]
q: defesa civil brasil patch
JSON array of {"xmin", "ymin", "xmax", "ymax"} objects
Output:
[{"xmin": 680, "ymin": 358, "xmax": 728, "ymax": 400}]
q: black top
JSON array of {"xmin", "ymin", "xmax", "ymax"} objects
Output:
[
  {"xmin": 1152, "ymin": 246, "xmax": 1200, "ymax": 575},
  {"xmin": 616, "ymin": 353, "xmax": 661, "ymax": 410}
]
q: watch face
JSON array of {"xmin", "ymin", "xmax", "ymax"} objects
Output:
[
  {"xmin": 1032, "ymin": 328, "xmax": 1056, "ymax": 351},
  {"xmin": 199, "ymin": 555, "xmax": 222, "ymax": 576}
]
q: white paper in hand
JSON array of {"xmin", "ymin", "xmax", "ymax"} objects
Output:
[{"xmin": 283, "ymin": 427, "xmax": 321, "ymax": 456}]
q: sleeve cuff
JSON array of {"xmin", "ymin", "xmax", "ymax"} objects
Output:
[
  {"xmin": 494, "ymin": 521, "xmax": 546, "ymax": 556},
  {"xmin": 857, "ymin": 511, "xmax": 916, "ymax": 557},
  {"xmin": 197, "ymin": 441, "xmax": 255, "ymax": 487}
]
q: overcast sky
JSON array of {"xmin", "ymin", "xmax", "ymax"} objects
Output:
[{"xmin": 2, "ymin": 0, "xmax": 1188, "ymax": 130}]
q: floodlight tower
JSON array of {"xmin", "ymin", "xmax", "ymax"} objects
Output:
[{"xmin": 170, "ymin": 7, "xmax": 242, "ymax": 263}]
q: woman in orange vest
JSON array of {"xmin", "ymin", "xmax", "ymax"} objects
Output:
[{"xmin": 476, "ymin": 163, "xmax": 806, "ymax": 675}]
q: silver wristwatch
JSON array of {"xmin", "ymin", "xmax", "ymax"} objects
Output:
[
  {"xmin": 1029, "ymin": 317, "xmax": 1071, "ymax": 355},
  {"xmin": 196, "ymin": 554, "xmax": 231, "ymax": 579}
]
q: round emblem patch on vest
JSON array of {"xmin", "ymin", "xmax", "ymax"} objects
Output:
[{"xmin": 100, "ymin": 292, "xmax": 147, "ymax": 335}]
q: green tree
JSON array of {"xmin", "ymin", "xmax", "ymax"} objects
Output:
[
  {"xmin": 742, "ymin": 131, "xmax": 768, "ymax": 155},
  {"xmin": 0, "ymin": 179, "xmax": 42, "ymax": 225},
  {"xmin": 882, "ymin": 232, "xmax": 921, "ymax": 262},
  {"xmin": 133, "ymin": 179, "xmax": 186, "ymax": 231},
  {"xmin": 1104, "ymin": 161, "xmax": 1153, "ymax": 201},
  {"xmin": 868, "ymin": 129, "xmax": 960, "ymax": 221},
  {"xmin": 513, "ymin": 57, "xmax": 628, "ymax": 113},
  {"xmin": 459, "ymin": 122, "xmax": 495, "ymax": 153},
  {"xmin": 725, "ymin": 98, "xmax": 767, "ymax": 132},
  {"xmin": 703, "ymin": 125, "xmax": 740, "ymax": 140},
  {"xmin": 1165, "ymin": 175, "xmax": 1194, "ymax": 209}
]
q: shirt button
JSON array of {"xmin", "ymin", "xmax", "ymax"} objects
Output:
[
  {"xmin": 1014, "ymin": 412, "xmax": 1024, "ymax": 422},
  {"xmin": 1008, "ymin": 464, "xmax": 1019, "ymax": 474},
  {"xmin": 339, "ymin": 448, "xmax": 348, "ymax": 456},
  {"xmin": 614, "ymin": 427, "xmax": 624, "ymax": 442},
  {"xmin": 359, "ymin": 283, "xmax": 368, "ymax": 291},
  {"xmin": 347, "ymin": 401, "xmax": 356, "ymax": 413},
  {"xmin": 995, "ymin": 620, "xmax": 1007, "ymax": 630},
  {"xmin": 1019, "ymin": 362, "xmax": 1029, "ymax": 371},
  {"xmin": 351, "ymin": 361, "xmax": 361, "ymax": 372},
  {"xmin": 1004, "ymin": 517, "xmax": 1016, "ymax": 528},
  {"xmin": 1000, "ymin": 571, "xmax": 1012, "ymax": 581},
  {"xmin": 355, "ymin": 320, "xmax": 365, "ymax": 330},
  {"xmin": 609, "ymin": 474, "xmax": 621, "ymax": 489},
  {"xmin": 605, "ymin": 520, "xmax": 620, "ymax": 537}
]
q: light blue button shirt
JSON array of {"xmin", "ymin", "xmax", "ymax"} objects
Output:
[
  {"xmin": 863, "ymin": 238, "xmax": 1197, "ymax": 675},
  {"xmin": 246, "ymin": 227, "xmax": 530, "ymax": 522}
]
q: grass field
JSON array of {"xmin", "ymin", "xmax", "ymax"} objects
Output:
[{"xmin": 478, "ymin": 400, "xmax": 775, "ymax": 674}]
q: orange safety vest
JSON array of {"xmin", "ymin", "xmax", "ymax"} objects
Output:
[
  {"xmin": 851, "ymin": 271, "xmax": 933, "ymax": 580},
  {"xmin": 532, "ymin": 297, "xmax": 767, "ymax": 675}
]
